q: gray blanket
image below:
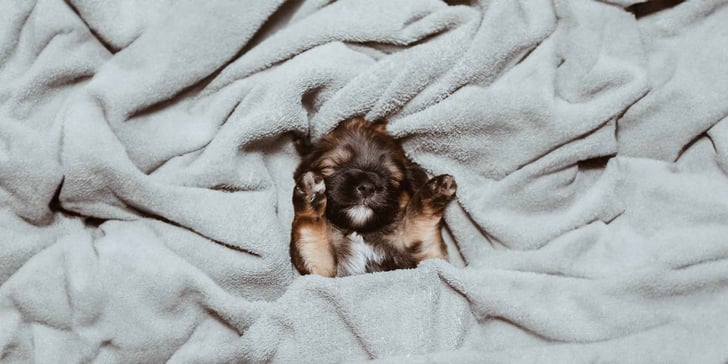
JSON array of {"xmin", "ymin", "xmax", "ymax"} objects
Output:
[{"xmin": 2, "ymin": 0, "xmax": 728, "ymax": 362}]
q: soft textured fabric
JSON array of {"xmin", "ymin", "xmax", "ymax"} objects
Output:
[{"xmin": 2, "ymin": 0, "xmax": 728, "ymax": 362}]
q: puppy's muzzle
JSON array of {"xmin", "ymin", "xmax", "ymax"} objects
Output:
[
  {"xmin": 343, "ymin": 170, "xmax": 382, "ymax": 200},
  {"xmin": 356, "ymin": 181, "xmax": 376, "ymax": 198}
]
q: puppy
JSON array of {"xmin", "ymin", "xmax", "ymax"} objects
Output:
[{"xmin": 290, "ymin": 118, "xmax": 457, "ymax": 277}]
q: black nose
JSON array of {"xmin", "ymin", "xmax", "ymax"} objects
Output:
[{"xmin": 356, "ymin": 181, "xmax": 376, "ymax": 197}]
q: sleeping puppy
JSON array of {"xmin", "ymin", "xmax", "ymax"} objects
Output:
[{"xmin": 290, "ymin": 118, "xmax": 457, "ymax": 277}]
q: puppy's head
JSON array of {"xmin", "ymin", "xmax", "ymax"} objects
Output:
[{"xmin": 296, "ymin": 118, "xmax": 427, "ymax": 232}]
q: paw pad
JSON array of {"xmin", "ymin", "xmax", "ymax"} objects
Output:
[
  {"xmin": 422, "ymin": 174, "xmax": 457, "ymax": 210},
  {"xmin": 294, "ymin": 171, "xmax": 327, "ymax": 211},
  {"xmin": 426, "ymin": 174, "xmax": 457, "ymax": 198}
]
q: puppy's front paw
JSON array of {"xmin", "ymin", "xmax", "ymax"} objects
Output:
[
  {"xmin": 293, "ymin": 171, "xmax": 327, "ymax": 216},
  {"xmin": 421, "ymin": 174, "xmax": 457, "ymax": 211}
]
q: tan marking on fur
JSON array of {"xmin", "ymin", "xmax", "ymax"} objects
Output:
[
  {"xmin": 415, "ymin": 230, "xmax": 448, "ymax": 261},
  {"xmin": 383, "ymin": 159, "xmax": 404, "ymax": 186},
  {"xmin": 396, "ymin": 181, "xmax": 451, "ymax": 262},
  {"xmin": 294, "ymin": 199, "xmax": 326, "ymax": 219},
  {"xmin": 333, "ymin": 146, "xmax": 354, "ymax": 164},
  {"xmin": 421, "ymin": 204, "xmax": 437, "ymax": 218},
  {"xmin": 371, "ymin": 121, "xmax": 387, "ymax": 134},
  {"xmin": 319, "ymin": 166, "xmax": 335, "ymax": 176},
  {"xmin": 317, "ymin": 158, "xmax": 335, "ymax": 169},
  {"xmin": 346, "ymin": 118, "xmax": 370, "ymax": 130},
  {"xmin": 336, "ymin": 118, "xmax": 386, "ymax": 136},
  {"xmin": 316, "ymin": 146, "xmax": 353, "ymax": 176},
  {"xmin": 293, "ymin": 220, "xmax": 336, "ymax": 277},
  {"xmin": 398, "ymin": 192, "xmax": 410, "ymax": 212},
  {"xmin": 296, "ymin": 205, "xmax": 321, "ymax": 219},
  {"xmin": 404, "ymin": 214, "xmax": 446, "ymax": 258}
]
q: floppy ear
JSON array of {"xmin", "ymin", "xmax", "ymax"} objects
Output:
[{"xmin": 404, "ymin": 160, "xmax": 429, "ymax": 192}]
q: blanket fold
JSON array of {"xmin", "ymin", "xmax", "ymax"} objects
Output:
[{"xmin": 2, "ymin": 0, "xmax": 728, "ymax": 362}]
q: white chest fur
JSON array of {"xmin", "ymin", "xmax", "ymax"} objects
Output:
[{"xmin": 336, "ymin": 232, "xmax": 385, "ymax": 277}]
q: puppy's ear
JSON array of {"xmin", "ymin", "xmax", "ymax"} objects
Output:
[{"xmin": 404, "ymin": 160, "xmax": 429, "ymax": 192}]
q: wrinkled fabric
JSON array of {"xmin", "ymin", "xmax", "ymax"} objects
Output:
[{"xmin": 2, "ymin": 0, "xmax": 728, "ymax": 362}]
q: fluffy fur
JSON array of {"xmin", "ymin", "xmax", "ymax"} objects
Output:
[{"xmin": 290, "ymin": 118, "xmax": 457, "ymax": 277}]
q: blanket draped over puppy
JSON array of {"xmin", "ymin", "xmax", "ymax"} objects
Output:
[{"xmin": 2, "ymin": 0, "xmax": 728, "ymax": 362}]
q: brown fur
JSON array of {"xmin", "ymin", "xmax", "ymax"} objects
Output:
[{"xmin": 290, "ymin": 118, "xmax": 456, "ymax": 277}]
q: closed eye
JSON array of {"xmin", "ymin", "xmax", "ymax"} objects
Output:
[
  {"xmin": 317, "ymin": 157, "xmax": 339, "ymax": 176},
  {"xmin": 321, "ymin": 166, "xmax": 335, "ymax": 176}
]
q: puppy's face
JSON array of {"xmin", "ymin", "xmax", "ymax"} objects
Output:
[{"xmin": 298, "ymin": 119, "xmax": 425, "ymax": 232}]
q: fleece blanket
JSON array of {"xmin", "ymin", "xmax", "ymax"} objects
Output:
[{"xmin": 2, "ymin": 0, "xmax": 728, "ymax": 362}]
